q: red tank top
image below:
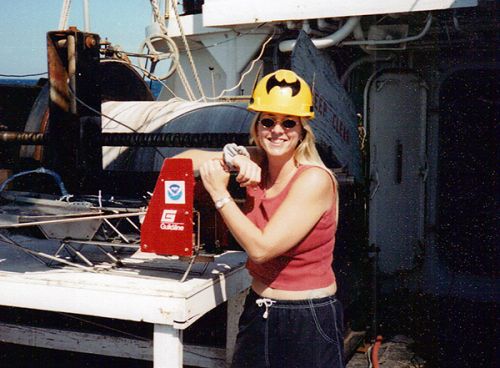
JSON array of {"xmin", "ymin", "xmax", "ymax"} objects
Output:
[{"xmin": 244, "ymin": 165, "xmax": 337, "ymax": 291}]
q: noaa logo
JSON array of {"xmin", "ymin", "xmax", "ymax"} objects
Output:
[
  {"xmin": 168, "ymin": 184, "xmax": 182, "ymax": 200},
  {"xmin": 164, "ymin": 181, "xmax": 185, "ymax": 204}
]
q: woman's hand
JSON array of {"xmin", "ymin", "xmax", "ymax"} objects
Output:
[
  {"xmin": 232, "ymin": 155, "xmax": 262, "ymax": 187},
  {"xmin": 199, "ymin": 159, "xmax": 231, "ymax": 200}
]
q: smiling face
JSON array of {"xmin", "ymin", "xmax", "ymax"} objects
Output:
[{"xmin": 256, "ymin": 112, "xmax": 303, "ymax": 160}]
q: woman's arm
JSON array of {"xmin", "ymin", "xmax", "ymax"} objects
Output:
[
  {"xmin": 200, "ymin": 162, "xmax": 335, "ymax": 263},
  {"xmin": 174, "ymin": 147, "xmax": 262, "ymax": 187},
  {"xmin": 174, "ymin": 149, "xmax": 222, "ymax": 171}
]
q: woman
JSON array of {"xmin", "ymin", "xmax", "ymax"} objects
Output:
[{"xmin": 179, "ymin": 69, "xmax": 343, "ymax": 368}]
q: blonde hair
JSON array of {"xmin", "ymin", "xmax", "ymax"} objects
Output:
[{"xmin": 249, "ymin": 114, "xmax": 339, "ymax": 220}]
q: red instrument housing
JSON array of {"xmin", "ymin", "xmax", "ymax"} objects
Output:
[
  {"xmin": 140, "ymin": 158, "xmax": 237, "ymax": 257},
  {"xmin": 141, "ymin": 158, "xmax": 195, "ymax": 256}
]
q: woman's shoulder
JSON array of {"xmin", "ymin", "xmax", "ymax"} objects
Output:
[
  {"xmin": 284, "ymin": 165, "xmax": 336, "ymax": 215},
  {"xmin": 296, "ymin": 165, "xmax": 334, "ymax": 183},
  {"xmin": 290, "ymin": 165, "xmax": 335, "ymax": 194}
]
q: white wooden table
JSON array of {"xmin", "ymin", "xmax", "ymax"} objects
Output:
[{"xmin": 0, "ymin": 236, "xmax": 251, "ymax": 367}]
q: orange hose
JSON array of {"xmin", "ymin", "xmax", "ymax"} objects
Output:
[{"xmin": 371, "ymin": 335, "xmax": 383, "ymax": 368}]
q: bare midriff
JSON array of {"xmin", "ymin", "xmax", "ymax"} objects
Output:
[{"xmin": 251, "ymin": 278, "xmax": 337, "ymax": 300}]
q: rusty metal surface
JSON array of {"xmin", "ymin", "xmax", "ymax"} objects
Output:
[
  {"xmin": 20, "ymin": 83, "xmax": 50, "ymax": 161},
  {"xmin": 47, "ymin": 31, "xmax": 70, "ymax": 113},
  {"xmin": 0, "ymin": 131, "xmax": 46, "ymax": 144},
  {"xmin": 45, "ymin": 28, "xmax": 102, "ymax": 193}
]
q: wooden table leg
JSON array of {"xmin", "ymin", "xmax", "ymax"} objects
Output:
[{"xmin": 154, "ymin": 324, "xmax": 183, "ymax": 368}]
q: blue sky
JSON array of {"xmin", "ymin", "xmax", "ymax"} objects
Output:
[{"xmin": 0, "ymin": 0, "xmax": 152, "ymax": 76}]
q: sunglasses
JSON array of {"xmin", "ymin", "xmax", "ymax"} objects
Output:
[{"xmin": 259, "ymin": 117, "xmax": 298, "ymax": 130}]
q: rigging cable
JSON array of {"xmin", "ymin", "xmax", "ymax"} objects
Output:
[
  {"xmin": 0, "ymin": 72, "xmax": 47, "ymax": 78},
  {"xmin": 66, "ymin": 86, "xmax": 166, "ymax": 159},
  {"xmin": 205, "ymin": 29, "xmax": 275, "ymax": 101},
  {"xmin": 130, "ymin": 62, "xmax": 182, "ymax": 100},
  {"xmin": 120, "ymin": 22, "xmax": 271, "ymax": 100},
  {"xmin": 170, "ymin": 0, "xmax": 207, "ymax": 102},
  {"xmin": 149, "ymin": 0, "xmax": 196, "ymax": 101},
  {"xmin": 58, "ymin": 0, "xmax": 72, "ymax": 30},
  {"xmin": 57, "ymin": 312, "xmax": 150, "ymax": 342}
]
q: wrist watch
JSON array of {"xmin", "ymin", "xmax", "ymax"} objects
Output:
[{"xmin": 215, "ymin": 196, "xmax": 232, "ymax": 210}]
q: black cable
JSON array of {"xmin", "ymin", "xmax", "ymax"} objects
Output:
[
  {"xmin": 57, "ymin": 312, "xmax": 150, "ymax": 341},
  {"xmin": 0, "ymin": 72, "xmax": 48, "ymax": 78},
  {"xmin": 67, "ymin": 86, "xmax": 167, "ymax": 159}
]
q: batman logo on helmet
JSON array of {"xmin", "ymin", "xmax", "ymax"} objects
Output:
[
  {"xmin": 248, "ymin": 69, "xmax": 314, "ymax": 118},
  {"xmin": 265, "ymin": 75, "xmax": 301, "ymax": 97}
]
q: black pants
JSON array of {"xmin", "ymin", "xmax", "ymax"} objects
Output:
[{"xmin": 231, "ymin": 289, "xmax": 345, "ymax": 368}]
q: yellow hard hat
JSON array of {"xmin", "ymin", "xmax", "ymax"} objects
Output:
[{"xmin": 248, "ymin": 69, "xmax": 314, "ymax": 118}]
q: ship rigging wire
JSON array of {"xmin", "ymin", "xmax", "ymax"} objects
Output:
[
  {"xmin": 0, "ymin": 72, "xmax": 47, "ymax": 78},
  {"xmin": 58, "ymin": 0, "xmax": 71, "ymax": 30},
  {"xmin": 147, "ymin": 1, "xmax": 195, "ymax": 100},
  {"xmin": 66, "ymin": 86, "xmax": 167, "ymax": 159},
  {"xmin": 168, "ymin": 0, "xmax": 207, "ymax": 102},
  {"xmin": 148, "ymin": 0, "xmax": 204, "ymax": 101},
  {"xmin": 202, "ymin": 30, "xmax": 275, "ymax": 101},
  {"xmin": 130, "ymin": 62, "xmax": 182, "ymax": 99},
  {"xmin": 124, "ymin": 26, "xmax": 273, "ymax": 101},
  {"xmin": 120, "ymin": 23, "xmax": 271, "ymax": 99},
  {"xmin": 57, "ymin": 311, "xmax": 150, "ymax": 341}
]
